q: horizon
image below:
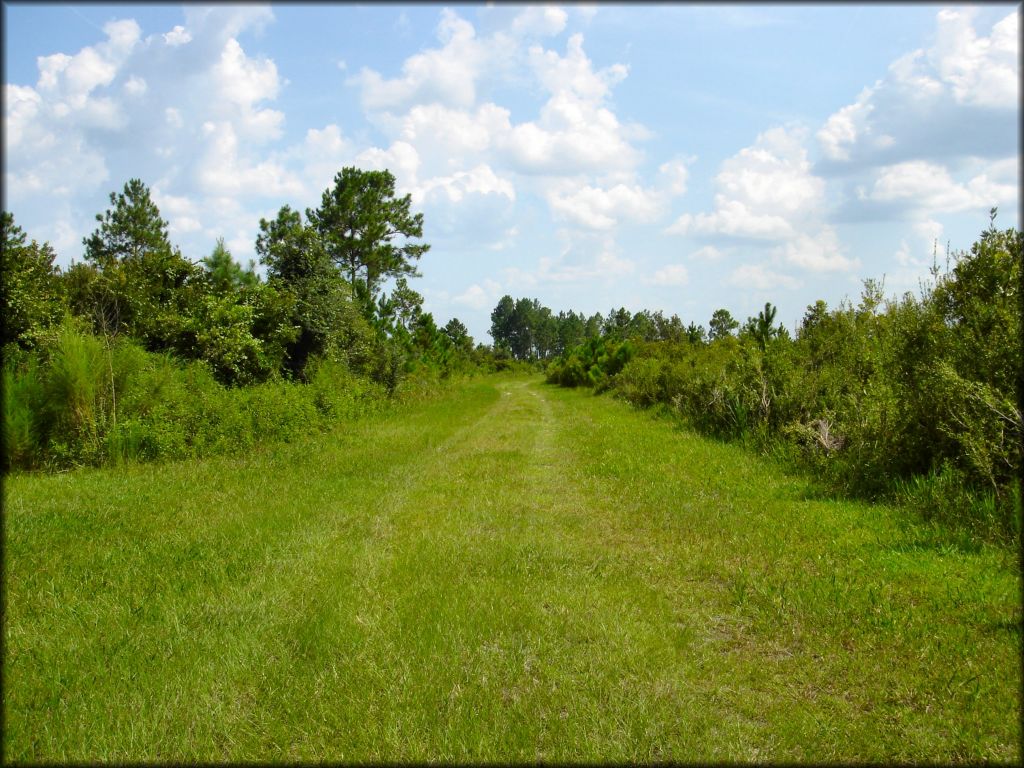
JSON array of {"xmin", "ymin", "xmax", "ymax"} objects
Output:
[{"xmin": 3, "ymin": 2, "xmax": 1020, "ymax": 342}]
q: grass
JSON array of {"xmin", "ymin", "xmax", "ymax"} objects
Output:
[{"xmin": 3, "ymin": 374, "xmax": 1020, "ymax": 762}]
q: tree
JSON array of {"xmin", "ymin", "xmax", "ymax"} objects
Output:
[
  {"xmin": 443, "ymin": 317, "xmax": 472, "ymax": 351},
  {"xmin": 708, "ymin": 308, "xmax": 739, "ymax": 340},
  {"xmin": 685, "ymin": 322, "xmax": 707, "ymax": 345},
  {"xmin": 557, "ymin": 310, "xmax": 585, "ymax": 355},
  {"xmin": 490, "ymin": 295, "xmax": 516, "ymax": 351},
  {"xmin": 753, "ymin": 301, "xmax": 780, "ymax": 350},
  {"xmin": 79, "ymin": 179, "xmax": 201, "ymax": 348},
  {"xmin": 1, "ymin": 212, "xmax": 65, "ymax": 351},
  {"xmin": 83, "ymin": 178, "xmax": 173, "ymax": 268},
  {"xmin": 603, "ymin": 307, "xmax": 632, "ymax": 340},
  {"xmin": 510, "ymin": 297, "xmax": 537, "ymax": 359},
  {"xmin": 411, "ymin": 311, "xmax": 440, "ymax": 352},
  {"xmin": 654, "ymin": 311, "xmax": 686, "ymax": 343},
  {"xmin": 202, "ymin": 237, "xmax": 258, "ymax": 295},
  {"xmin": 307, "ymin": 167, "xmax": 429, "ymax": 307},
  {"xmin": 256, "ymin": 205, "xmax": 360, "ymax": 377},
  {"xmin": 932, "ymin": 218, "xmax": 1021, "ymax": 395},
  {"xmin": 532, "ymin": 303, "xmax": 558, "ymax": 359},
  {"xmin": 378, "ymin": 277, "xmax": 425, "ymax": 339}
]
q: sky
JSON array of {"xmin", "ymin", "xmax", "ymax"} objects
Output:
[{"xmin": 3, "ymin": 2, "xmax": 1020, "ymax": 343}]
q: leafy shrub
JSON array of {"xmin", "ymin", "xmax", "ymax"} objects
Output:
[
  {"xmin": 557, "ymin": 221, "xmax": 1022, "ymax": 540},
  {"xmin": 3, "ymin": 324, "xmax": 391, "ymax": 472}
]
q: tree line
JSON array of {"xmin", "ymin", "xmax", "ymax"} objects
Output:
[
  {"xmin": 4, "ymin": 169, "xmax": 1020, "ymax": 543},
  {"xmin": 3, "ymin": 169, "xmax": 489, "ymax": 388},
  {"xmin": 538, "ymin": 213, "xmax": 1021, "ymax": 540},
  {"xmin": 488, "ymin": 294, "xmax": 782, "ymax": 362},
  {"xmin": 2, "ymin": 168, "xmax": 503, "ymax": 470}
]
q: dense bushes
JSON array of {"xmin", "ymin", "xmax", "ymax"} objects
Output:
[
  {"xmin": 548, "ymin": 222, "xmax": 1022, "ymax": 540},
  {"xmin": 2, "ymin": 318, "xmax": 389, "ymax": 470},
  {"xmin": 3, "ymin": 172, "xmax": 508, "ymax": 472}
]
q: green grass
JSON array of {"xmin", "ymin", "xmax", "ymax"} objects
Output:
[{"xmin": 3, "ymin": 375, "xmax": 1020, "ymax": 762}]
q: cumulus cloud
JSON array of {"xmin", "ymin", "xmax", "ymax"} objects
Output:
[
  {"xmin": 690, "ymin": 245, "xmax": 725, "ymax": 261},
  {"xmin": 342, "ymin": 7, "xmax": 662, "ymax": 252},
  {"xmin": 353, "ymin": 140, "xmax": 422, "ymax": 192},
  {"xmin": 163, "ymin": 25, "xmax": 192, "ymax": 46},
  {"xmin": 290, "ymin": 124, "xmax": 353, "ymax": 195},
  {"xmin": 497, "ymin": 33, "xmax": 640, "ymax": 175},
  {"xmin": 666, "ymin": 126, "xmax": 823, "ymax": 240},
  {"xmin": 211, "ymin": 37, "xmax": 284, "ymax": 141},
  {"xmin": 546, "ymin": 181, "xmax": 665, "ymax": 230},
  {"xmin": 817, "ymin": 7, "xmax": 1019, "ymax": 168},
  {"xmin": 3, "ymin": 6, "xmax": 297, "ymax": 261},
  {"xmin": 349, "ymin": 9, "xmax": 498, "ymax": 112},
  {"xmin": 646, "ymin": 264, "xmax": 689, "ymax": 286},
  {"xmin": 773, "ymin": 229, "xmax": 859, "ymax": 273},
  {"xmin": 395, "ymin": 102, "xmax": 513, "ymax": 173},
  {"xmin": 454, "ymin": 278, "xmax": 504, "ymax": 310},
  {"xmin": 866, "ymin": 159, "xmax": 1017, "ymax": 213},
  {"xmin": 4, "ymin": 3, "xmax": 664, "ymax": 287},
  {"xmin": 511, "ymin": 6, "xmax": 569, "ymax": 37},
  {"xmin": 667, "ymin": 126, "xmax": 862, "ymax": 279},
  {"xmin": 196, "ymin": 121, "xmax": 303, "ymax": 199},
  {"xmin": 418, "ymin": 164, "xmax": 515, "ymax": 205}
]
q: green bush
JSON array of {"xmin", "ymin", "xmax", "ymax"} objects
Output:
[
  {"xmin": 572, "ymin": 222, "xmax": 1022, "ymax": 540},
  {"xmin": 3, "ymin": 323, "xmax": 391, "ymax": 472}
]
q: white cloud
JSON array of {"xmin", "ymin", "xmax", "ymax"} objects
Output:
[
  {"xmin": 36, "ymin": 19, "xmax": 140, "ymax": 110},
  {"xmin": 647, "ymin": 264, "xmax": 689, "ymax": 286},
  {"xmin": 123, "ymin": 75, "xmax": 147, "ymax": 96},
  {"xmin": 396, "ymin": 102, "xmax": 512, "ymax": 173},
  {"xmin": 346, "ymin": 12, "xmax": 654, "ymax": 241},
  {"xmin": 511, "ymin": 6, "xmax": 569, "ymax": 37},
  {"xmin": 546, "ymin": 181, "xmax": 666, "ymax": 230},
  {"xmin": 419, "ymin": 164, "xmax": 515, "ymax": 205},
  {"xmin": 211, "ymin": 37, "xmax": 284, "ymax": 141},
  {"xmin": 727, "ymin": 264, "xmax": 800, "ymax": 292},
  {"xmin": 292, "ymin": 124, "xmax": 353, "ymax": 195},
  {"xmin": 667, "ymin": 126, "xmax": 823, "ymax": 240},
  {"xmin": 196, "ymin": 121, "xmax": 303, "ymax": 199},
  {"xmin": 817, "ymin": 90, "xmax": 873, "ymax": 162},
  {"xmin": 932, "ymin": 8, "xmax": 1019, "ymax": 108},
  {"xmin": 774, "ymin": 229, "xmax": 859, "ymax": 273},
  {"xmin": 496, "ymin": 33, "xmax": 641, "ymax": 176},
  {"xmin": 817, "ymin": 8, "xmax": 1019, "ymax": 168},
  {"xmin": 528, "ymin": 32, "xmax": 627, "ymax": 101},
  {"xmin": 868, "ymin": 159, "xmax": 1017, "ymax": 214},
  {"xmin": 4, "ymin": 6, "xmax": 303, "ymax": 267},
  {"xmin": 163, "ymin": 25, "xmax": 192, "ymax": 46},
  {"xmin": 658, "ymin": 158, "xmax": 691, "ymax": 196},
  {"xmin": 4, "ymin": 84, "xmax": 43, "ymax": 150},
  {"xmin": 350, "ymin": 8, "xmax": 499, "ymax": 113},
  {"xmin": 181, "ymin": 4, "xmax": 274, "ymax": 46},
  {"xmin": 504, "ymin": 230, "xmax": 635, "ymax": 289},
  {"xmin": 354, "ymin": 140, "xmax": 422, "ymax": 192},
  {"xmin": 454, "ymin": 278, "xmax": 504, "ymax": 310},
  {"xmin": 690, "ymin": 245, "xmax": 724, "ymax": 261}
]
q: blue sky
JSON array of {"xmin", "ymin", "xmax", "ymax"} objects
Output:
[{"xmin": 4, "ymin": 3, "xmax": 1020, "ymax": 342}]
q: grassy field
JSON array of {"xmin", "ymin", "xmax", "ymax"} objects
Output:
[{"xmin": 3, "ymin": 374, "xmax": 1020, "ymax": 762}]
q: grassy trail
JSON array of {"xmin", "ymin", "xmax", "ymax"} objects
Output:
[{"xmin": 4, "ymin": 376, "xmax": 1020, "ymax": 762}]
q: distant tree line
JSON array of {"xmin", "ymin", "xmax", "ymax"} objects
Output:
[{"xmin": 488, "ymin": 296, "xmax": 739, "ymax": 362}]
